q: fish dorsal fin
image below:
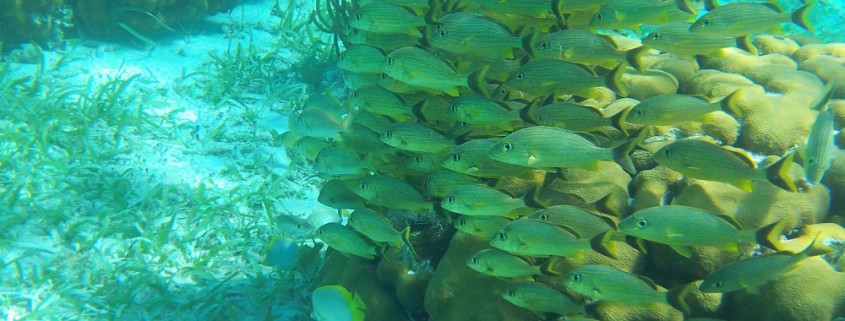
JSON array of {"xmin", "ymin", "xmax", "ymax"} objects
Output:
[
  {"xmin": 715, "ymin": 214, "xmax": 744, "ymax": 230},
  {"xmin": 704, "ymin": 0, "xmax": 720, "ymax": 10},
  {"xmin": 599, "ymin": 34, "xmax": 620, "ymax": 48},
  {"xmin": 635, "ymin": 274, "xmax": 660, "ymax": 290},
  {"xmin": 520, "ymin": 98, "xmax": 543, "ymax": 125},
  {"xmin": 811, "ymin": 80, "xmax": 836, "ymax": 111},
  {"xmin": 763, "ymin": 0, "xmax": 783, "ymax": 13},
  {"xmin": 722, "ymin": 145, "xmax": 757, "ymax": 168},
  {"xmin": 670, "ymin": 245, "xmax": 693, "ymax": 258},
  {"xmin": 575, "ymin": 62, "xmax": 598, "ymax": 76}
]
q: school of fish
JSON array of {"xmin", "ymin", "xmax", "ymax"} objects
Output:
[{"xmin": 276, "ymin": 0, "xmax": 845, "ymax": 320}]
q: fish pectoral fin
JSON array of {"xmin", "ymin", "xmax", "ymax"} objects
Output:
[
  {"xmin": 745, "ymin": 285, "xmax": 762, "ymax": 295},
  {"xmin": 670, "ymin": 245, "xmax": 694, "ymax": 258},
  {"xmin": 732, "ymin": 180, "xmax": 754, "ymax": 192}
]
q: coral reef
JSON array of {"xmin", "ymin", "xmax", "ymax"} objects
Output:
[{"xmin": 294, "ymin": 1, "xmax": 845, "ymax": 320}]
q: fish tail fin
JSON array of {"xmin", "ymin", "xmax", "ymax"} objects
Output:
[
  {"xmin": 626, "ymin": 45, "xmax": 649, "ymax": 73},
  {"xmin": 736, "ymin": 36, "xmax": 758, "ymax": 55},
  {"xmin": 811, "ymin": 80, "xmax": 836, "ymax": 111},
  {"xmin": 720, "ymin": 88, "xmax": 745, "ymax": 118},
  {"xmin": 611, "ymin": 106, "xmax": 632, "ymax": 136},
  {"xmin": 765, "ymin": 152, "xmax": 797, "ymax": 192},
  {"xmin": 605, "ymin": 62, "xmax": 629, "ymax": 97},
  {"xmin": 799, "ymin": 232, "xmax": 831, "ymax": 258},
  {"xmin": 551, "ymin": 0, "xmax": 567, "ymax": 27},
  {"xmin": 676, "ymin": 0, "xmax": 697, "ymax": 15},
  {"xmin": 424, "ymin": 0, "xmax": 444, "ymax": 25},
  {"xmin": 590, "ymin": 229, "xmax": 618, "ymax": 259},
  {"xmin": 521, "ymin": 28, "xmax": 542, "ymax": 58},
  {"xmin": 612, "ymin": 137, "xmax": 638, "ymax": 174},
  {"xmin": 755, "ymin": 220, "xmax": 787, "ymax": 251},
  {"xmin": 792, "ymin": 2, "xmax": 816, "ymax": 34},
  {"xmin": 467, "ymin": 65, "xmax": 491, "ymax": 98},
  {"xmin": 667, "ymin": 283, "xmax": 696, "ymax": 315},
  {"xmin": 522, "ymin": 184, "xmax": 549, "ymax": 210},
  {"xmin": 520, "ymin": 98, "xmax": 543, "ymax": 124},
  {"xmin": 539, "ymin": 257, "xmax": 562, "ymax": 276},
  {"xmin": 704, "ymin": 0, "xmax": 720, "ymax": 10},
  {"xmin": 400, "ymin": 225, "xmax": 419, "ymax": 258}
]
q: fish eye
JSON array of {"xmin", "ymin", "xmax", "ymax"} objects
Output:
[
  {"xmin": 506, "ymin": 290, "xmax": 515, "ymax": 297},
  {"xmin": 451, "ymin": 154, "xmax": 460, "ymax": 161},
  {"xmin": 637, "ymin": 218, "xmax": 648, "ymax": 228},
  {"xmin": 596, "ymin": 12, "xmax": 603, "ymax": 21},
  {"xmin": 440, "ymin": 30, "xmax": 447, "ymax": 37},
  {"xmin": 540, "ymin": 214, "xmax": 549, "ymax": 221},
  {"xmin": 458, "ymin": 218, "xmax": 466, "ymax": 226},
  {"xmin": 714, "ymin": 281, "xmax": 722, "ymax": 288},
  {"xmin": 503, "ymin": 142, "xmax": 513, "ymax": 151},
  {"xmin": 499, "ymin": 88, "xmax": 508, "ymax": 95},
  {"xmin": 385, "ymin": 131, "xmax": 393, "ymax": 138},
  {"xmin": 450, "ymin": 105, "xmax": 457, "ymax": 112},
  {"xmin": 360, "ymin": 183, "xmax": 367, "ymax": 190},
  {"xmin": 386, "ymin": 57, "xmax": 394, "ymax": 65},
  {"xmin": 571, "ymin": 274, "xmax": 581, "ymax": 282},
  {"xmin": 651, "ymin": 33, "xmax": 660, "ymax": 41},
  {"xmin": 702, "ymin": 19, "xmax": 711, "ymax": 27},
  {"xmin": 516, "ymin": 73, "xmax": 524, "ymax": 80},
  {"xmin": 497, "ymin": 232, "xmax": 507, "ymax": 240},
  {"xmin": 663, "ymin": 149, "xmax": 672, "ymax": 157},
  {"xmin": 471, "ymin": 258, "xmax": 479, "ymax": 264},
  {"xmin": 635, "ymin": 109, "xmax": 644, "ymax": 116},
  {"xmin": 355, "ymin": 14, "xmax": 362, "ymax": 20},
  {"xmin": 447, "ymin": 196, "xmax": 455, "ymax": 203},
  {"xmin": 541, "ymin": 41, "xmax": 550, "ymax": 49}
]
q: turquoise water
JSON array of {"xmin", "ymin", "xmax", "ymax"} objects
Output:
[{"xmin": 1, "ymin": 1, "xmax": 845, "ymax": 321}]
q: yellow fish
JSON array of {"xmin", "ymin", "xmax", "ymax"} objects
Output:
[
  {"xmin": 380, "ymin": 121, "xmax": 454, "ymax": 153},
  {"xmin": 426, "ymin": 12, "xmax": 523, "ymax": 58},
  {"xmin": 642, "ymin": 22, "xmax": 740, "ymax": 58},
  {"xmin": 618, "ymin": 205, "xmax": 784, "ymax": 258},
  {"xmin": 562, "ymin": 264, "xmax": 692, "ymax": 312},
  {"xmin": 318, "ymin": 222, "xmax": 377, "ymax": 259},
  {"xmin": 614, "ymin": 90, "xmax": 743, "ymax": 135},
  {"xmin": 349, "ymin": 1, "xmax": 425, "ymax": 35},
  {"xmin": 352, "ymin": 174, "xmax": 432, "ymax": 212},
  {"xmin": 348, "ymin": 209, "xmax": 416, "ymax": 256},
  {"xmin": 653, "ymin": 139, "xmax": 796, "ymax": 192},
  {"xmin": 454, "ymin": 215, "xmax": 512, "ymax": 238},
  {"xmin": 590, "ymin": 0, "xmax": 697, "ymax": 33},
  {"xmin": 349, "ymin": 85, "xmax": 414, "ymax": 121},
  {"xmin": 441, "ymin": 184, "xmax": 527, "ymax": 218},
  {"xmin": 489, "ymin": 126, "xmax": 637, "ymax": 174},
  {"xmin": 498, "ymin": 59, "xmax": 627, "ymax": 100},
  {"xmin": 526, "ymin": 29, "xmax": 642, "ymax": 70},
  {"xmin": 467, "ymin": 249, "xmax": 546, "ymax": 278},
  {"xmin": 690, "ymin": 1, "xmax": 815, "ymax": 38},
  {"xmin": 700, "ymin": 235, "xmax": 829, "ymax": 293},
  {"xmin": 382, "ymin": 47, "xmax": 489, "ymax": 97},
  {"xmin": 337, "ymin": 44, "xmax": 385, "ymax": 74},
  {"xmin": 502, "ymin": 281, "xmax": 586, "ymax": 317},
  {"xmin": 491, "ymin": 219, "xmax": 616, "ymax": 258}
]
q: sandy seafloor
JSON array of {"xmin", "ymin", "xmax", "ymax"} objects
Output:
[
  {"xmin": 1, "ymin": 0, "xmax": 845, "ymax": 321},
  {"xmin": 1, "ymin": 0, "xmax": 330, "ymax": 320}
]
